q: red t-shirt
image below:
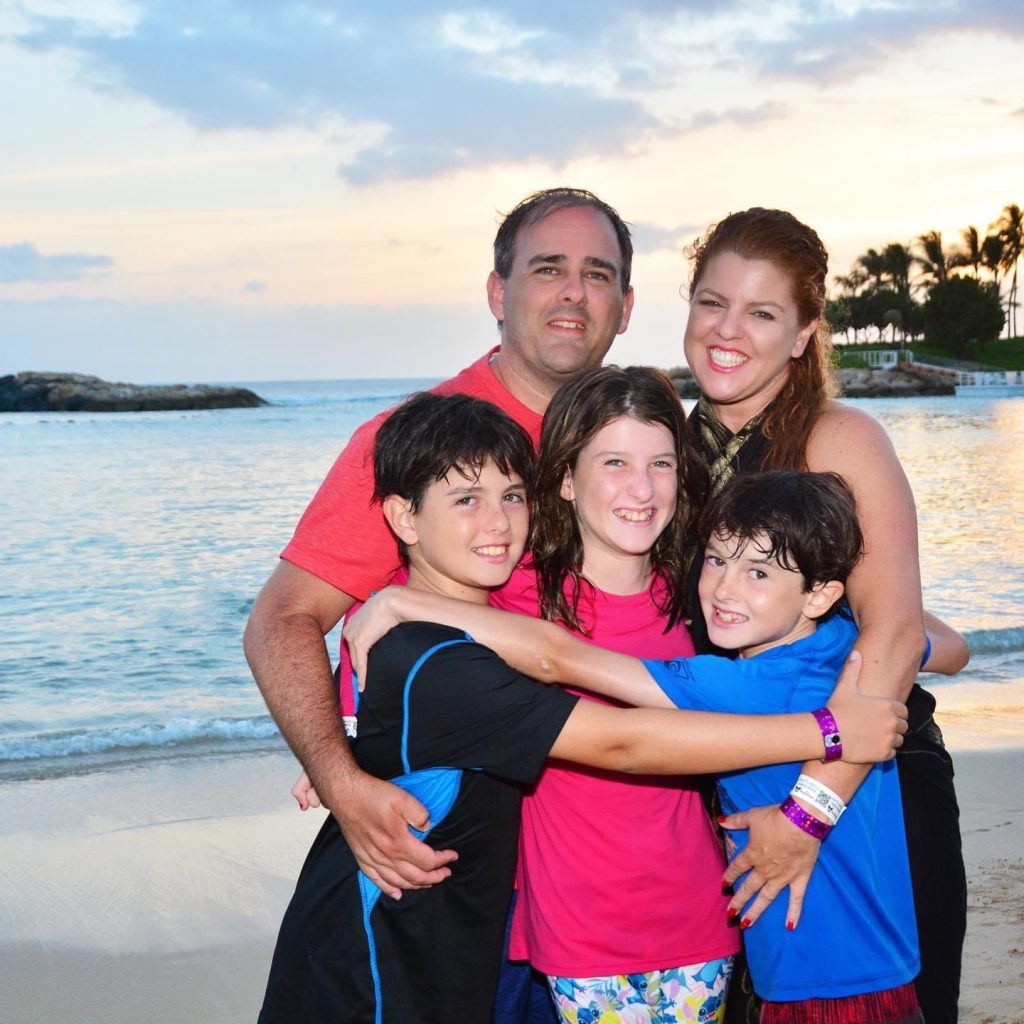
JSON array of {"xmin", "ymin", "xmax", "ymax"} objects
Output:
[
  {"xmin": 497, "ymin": 565, "xmax": 739, "ymax": 976},
  {"xmin": 281, "ymin": 347, "xmax": 542, "ymax": 600},
  {"xmin": 281, "ymin": 347, "xmax": 543, "ymax": 716}
]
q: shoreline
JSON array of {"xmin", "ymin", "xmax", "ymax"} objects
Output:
[{"xmin": 2, "ymin": 694, "xmax": 1023, "ymax": 1023}]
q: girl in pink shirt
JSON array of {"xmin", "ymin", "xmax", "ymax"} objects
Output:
[{"xmin": 498, "ymin": 365, "xmax": 737, "ymax": 1023}]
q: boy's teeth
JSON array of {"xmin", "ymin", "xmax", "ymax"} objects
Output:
[
  {"xmin": 709, "ymin": 348, "xmax": 748, "ymax": 368},
  {"xmin": 717, "ymin": 609, "xmax": 746, "ymax": 623},
  {"xmin": 615, "ymin": 509, "xmax": 654, "ymax": 522}
]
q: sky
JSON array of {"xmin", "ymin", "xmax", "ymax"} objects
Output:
[{"xmin": 1, "ymin": 0, "xmax": 1022, "ymax": 383}]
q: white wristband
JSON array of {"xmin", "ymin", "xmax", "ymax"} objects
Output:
[{"xmin": 790, "ymin": 774, "xmax": 847, "ymax": 826}]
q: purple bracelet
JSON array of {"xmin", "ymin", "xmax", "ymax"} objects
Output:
[
  {"xmin": 779, "ymin": 796, "xmax": 832, "ymax": 841},
  {"xmin": 812, "ymin": 707, "xmax": 843, "ymax": 762}
]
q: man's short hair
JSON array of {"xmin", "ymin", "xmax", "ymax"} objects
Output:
[
  {"xmin": 698, "ymin": 471, "xmax": 864, "ymax": 599},
  {"xmin": 374, "ymin": 392, "xmax": 535, "ymax": 513},
  {"xmin": 492, "ymin": 187, "xmax": 633, "ymax": 292}
]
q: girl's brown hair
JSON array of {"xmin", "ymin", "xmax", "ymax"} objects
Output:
[
  {"xmin": 688, "ymin": 208, "xmax": 839, "ymax": 469},
  {"xmin": 529, "ymin": 365, "xmax": 708, "ymax": 633}
]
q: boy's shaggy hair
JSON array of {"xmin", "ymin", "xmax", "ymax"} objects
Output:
[
  {"xmin": 373, "ymin": 391, "xmax": 534, "ymax": 516},
  {"xmin": 699, "ymin": 471, "xmax": 863, "ymax": 609}
]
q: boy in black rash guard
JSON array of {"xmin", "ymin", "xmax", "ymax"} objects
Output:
[{"xmin": 258, "ymin": 392, "xmax": 906, "ymax": 1024}]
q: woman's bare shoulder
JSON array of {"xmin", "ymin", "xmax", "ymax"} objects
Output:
[{"xmin": 807, "ymin": 400, "xmax": 900, "ymax": 469}]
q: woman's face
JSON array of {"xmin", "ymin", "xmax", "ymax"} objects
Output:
[
  {"xmin": 684, "ymin": 251, "xmax": 818, "ymax": 432},
  {"xmin": 560, "ymin": 415, "xmax": 678, "ymax": 569}
]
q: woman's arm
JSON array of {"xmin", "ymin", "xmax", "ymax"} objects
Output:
[
  {"xmin": 721, "ymin": 402, "xmax": 927, "ymax": 923},
  {"xmin": 922, "ymin": 609, "xmax": 970, "ymax": 675}
]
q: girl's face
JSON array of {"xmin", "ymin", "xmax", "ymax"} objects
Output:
[
  {"xmin": 560, "ymin": 415, "xmax": 678, "ymax": 569},
  {"xmin": 684, "ymin": 251, "xmax": 818, "ymax": 432}
]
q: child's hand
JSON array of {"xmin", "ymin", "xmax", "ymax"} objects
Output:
[
  {"xmin": 826, "ymin": 651, "xmax": 909, "ymax": 762},
  {"xmin": 292, "ymin": 770, "xmax": 323, "ymax": 811},
  {"xmin": 343, "ymin": 587, "xmax": 405, "ymax": 689}
]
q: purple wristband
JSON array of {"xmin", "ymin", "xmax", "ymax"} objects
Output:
[
  {"xmin": 779, "ymin": 796, "xmax": 832, "ymax": 841},
  {"xmin": 812, "ymin": 707, "xmax": 842, "ymax": 762}
]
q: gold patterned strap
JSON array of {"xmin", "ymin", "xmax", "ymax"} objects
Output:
[{"xmin": 697, "ymin": 398, "xmax": 767, "ymax": 497}]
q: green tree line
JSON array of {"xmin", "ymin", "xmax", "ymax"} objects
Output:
[{"xmin": 827, "ymin": 203, "xmax": 1022, "ymax": 357}]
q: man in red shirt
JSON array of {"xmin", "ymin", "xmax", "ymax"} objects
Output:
[{"xmin": 244, "ymin": 187, "xmax": 635, "ymax": 901}]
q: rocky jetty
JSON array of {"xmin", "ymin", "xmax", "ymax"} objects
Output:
[
  {"xmin": 0, "ymin": 372, "xmax": 267, "ymax": 413},
  {"xmin": 670, "ymin": 364, "xmax": 954, "ymax": 400}
]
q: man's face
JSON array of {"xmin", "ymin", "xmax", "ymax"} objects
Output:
[{"xmin": 487, "ymin": 206, "xmax": 634, "ymax": 398}]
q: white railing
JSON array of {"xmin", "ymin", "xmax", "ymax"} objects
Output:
[
  {"xmin": 856, "ymin": 350, "xmax": 906, "ymax": 369},
  {"xmin": 955, "ymin": 370, "xmax": 1024, "ymax": 387}
]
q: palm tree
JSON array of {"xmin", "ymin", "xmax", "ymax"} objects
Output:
[
  {"xmin": 993, "ymin": 204, "xmax": 1023, "ymax": 337},
  {"xmin": 981, "ymin": 233, "xmax": 1005, "ymax": 289},
  {"xmin": 915, "ymin": 230, "xmax": 950, "ymax": 286},
  {"xmin": 855, "ymin": 248, "xmax": 887, "ymax": 292},
  {"xmin": 882, "ymin": 242, "xmax": 913, "ymax": 297},
  {"xmin": 951, "ymin": 226, "xmax": 983, "ymax": 279}
]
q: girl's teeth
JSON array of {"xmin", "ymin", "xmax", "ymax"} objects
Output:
[{"xmin": 615, "ymin": 509, "xmax": 653, "ymax": 522}]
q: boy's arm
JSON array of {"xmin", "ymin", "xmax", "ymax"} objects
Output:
[
  {"xmin": 548, "ymin": 651, "xmax": 905, "ymax": 772},
  {"xmin": 921, "ymin": 609, "xmax": 970, "ymax": 675},
  {"xmin": 347, "ymin": 588, "xmax": 907, "ymax": 766}
]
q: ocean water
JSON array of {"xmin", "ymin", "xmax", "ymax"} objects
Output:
[{"xmin": 2, "ymin": 383, "xmax": 1022, "ymax": 780}]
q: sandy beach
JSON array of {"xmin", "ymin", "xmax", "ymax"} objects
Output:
[{"xmin": 2, "ymin": 684, "xmax": 1022, "ymax": 1024}]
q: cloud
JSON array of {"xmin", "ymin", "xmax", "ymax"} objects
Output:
[
  {"xmin": 0, "ymin": 242, "xmax": 113, "ymax": 283},
  {"xmin": 9, "ymin": 1, "xmax": 1022, "ymax": 181},
  {"xmin": 687, "ymin": 102, "xmax": 787, "ymax": 131},
  {"xmin": 11, "ymin": 1, "xmax": 662, "ymax": 183},
  {"xmin": 630, "ymin": 221, "xmax": 702, "ymax": 256},
  {"xmin": 750, "ymin": 1, "xmax": 1024, "ymax": 84},
  {"xmin": 243, "ymin": 279, "xmax": 267, "ymax": 293}
]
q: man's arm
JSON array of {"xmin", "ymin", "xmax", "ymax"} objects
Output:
[
  {"xmin": 721, "ymin": 405, "xmax": 926, "ymax": 926},
  {"xmin": 244, "ymin": 560, "xmax": 457, "ymax": 898}
]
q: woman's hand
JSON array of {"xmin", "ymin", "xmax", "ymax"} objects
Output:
[
  {"xmin": 343, "ymin": 587, "xmax": 407, "ymax": 688},
  {"xmin": 291, "ymin": 770, "xmax": 323, "ymax": 811},
  {"xmin": 827, "ymin": 650, "xmax": 908, "ymax": 763}
]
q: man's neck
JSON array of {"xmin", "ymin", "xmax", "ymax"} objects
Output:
[{"xmin": 489, "ymin": 350, "xmax": 557, "ymax": 415}]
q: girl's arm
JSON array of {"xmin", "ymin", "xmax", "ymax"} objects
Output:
[
  {"xmin": 344, "ymin": 585, "xmax": 676, "ymax": 708},
  {"xmin": 922, "ymin": 609, "xmax": 970, "ymax": 676}
]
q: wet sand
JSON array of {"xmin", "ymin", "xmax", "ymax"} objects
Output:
[{"xmin": 2, "ymin": 686, "xmax": 1022, "ymax": 1024}]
